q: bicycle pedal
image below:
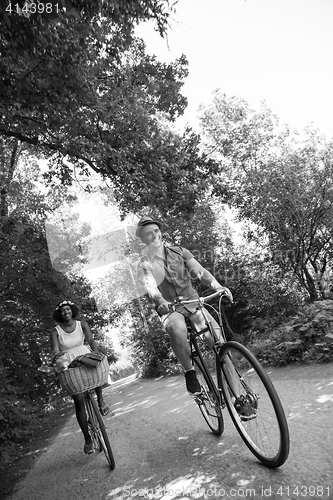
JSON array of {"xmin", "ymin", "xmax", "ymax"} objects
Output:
[{"xmin": 193, "ymin": 394, "xmax": 204, "ymax": 404}]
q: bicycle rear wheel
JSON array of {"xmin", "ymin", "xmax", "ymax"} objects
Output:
[
  {"xmin": 219, "ymin": 341, "xmax": 289, "ymax": 468},
  {"xmin": 85, "ymin": 393, "xmax": 115, "ymax": 470},
  {"xmin": 192, "ymin": 354, "xmax": 224, "ymax": 436}
]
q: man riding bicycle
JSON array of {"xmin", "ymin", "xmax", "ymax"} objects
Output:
[{"xmin": 136, "ymin": 215, "xmax": 233, "ymax": 396}]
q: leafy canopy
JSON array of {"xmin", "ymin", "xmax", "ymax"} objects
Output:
[
  {"xmin": 199, "ymin": 91, "xmax": 333, "ymax": 300},
  {"xmin": 1, "ymin": 0, "xmax": 215, "ymax": 216}
]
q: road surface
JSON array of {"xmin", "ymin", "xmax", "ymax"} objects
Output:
[{"xmin": 7, "ymin": 363, "xmax": 333, "ymax": 500}]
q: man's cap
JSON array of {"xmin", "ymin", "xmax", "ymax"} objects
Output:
[{"xmin": 135, "ymin": 216, "xmax": 162, "ymax": 237}]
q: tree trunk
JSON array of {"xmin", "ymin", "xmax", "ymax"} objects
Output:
[
  {"xmin": 303, "ymin": 265, "xmax": 318, "ymax": 302},
  {"xmin": 317, "ymin": 254, "xmax": 328, "ymax": 299},
  {"xmin": 0, "ymin": 138, "xmax": 21, "ymax": 219}
]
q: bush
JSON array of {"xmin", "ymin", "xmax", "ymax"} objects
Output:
[
  {"xmin": 122, "ymin": 297, "xmax": 182, "ymax": 377},
  {"xmin": 247, "ymin": 299, "xmax": 333, "ymax": 365}
]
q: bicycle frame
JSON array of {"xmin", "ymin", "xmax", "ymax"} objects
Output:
[
  {"xmin": 188, "ymin": 326, "xmax": 225, "ymax": 407},
  {"xmin": 169, "ymin": 290, "xmax": 229, "ymax": 354}
]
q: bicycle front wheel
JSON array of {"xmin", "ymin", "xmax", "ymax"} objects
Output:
[
  {"xmin": 192, "ymin": 356, "xmax": 224, "ymax": 436},
  {"xmin": 86, "ymin": 393, "xmax": 115, "ymax": 470},
  {"xmin": 219, "ymin": 341, "xmax": 290, "ymax": 468}
]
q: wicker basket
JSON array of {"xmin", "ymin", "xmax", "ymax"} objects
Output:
[{"xmin": 59, "ymin": 355, "xmax": 110, "ymax": 396}]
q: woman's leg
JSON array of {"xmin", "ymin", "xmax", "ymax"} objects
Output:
[
  {"xmin": 94, "ymin": 386, "xmax": 109, "ymax": 413},
  {"xmin": 72, "ymin": 393, "xmax": 91, "ymax": 444}
]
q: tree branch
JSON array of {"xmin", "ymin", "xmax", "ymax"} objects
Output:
[
  {"xmin": 0, "ymin": 128, "xmax": 102, "ymax": 175},
  {"xmin": 0, "ymin": 128, "xmax": 38, "ymax": 146}
]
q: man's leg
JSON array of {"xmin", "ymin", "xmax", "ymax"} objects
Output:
[
  {"xmin": 165, "ymin": 314, "xmax": 192, "ymax": 370},
  {"xmin": 164, "ymin": 312, "xmax": 201, "ymax": 395},
  {"xmin": 189, "ymin": 309, "xmax": 221, "ymax": 348},
  {"xmin": 190, "ymin": 309, "xmax": 239, "ymax": 394}
]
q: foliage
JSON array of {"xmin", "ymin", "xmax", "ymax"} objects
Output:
[
  {"xmin": 126, "ymin": 296, "xmax": 179, "ymax": 377},
  {"xmin": 248, "ymin": 300, "xmax": 333, "ymax": 366},
  {"xmin": 0, "ymin": 0, "xmax": 216, "ymax": 218},
  {"xmin": 1, "ymin": 0, "xmax": 175, "ymax": 59},
  {"xmin": 0, "ymin": 148, "xmax": 115, "ymax": 455},
  {"xmin": 215, "ymin": 234, "xmax": 304, "ymax": 337},
  {"xmin": 0, "ymin": 383, "xmax": 49, "ymax": 444},
  {"xmin": 199, "ymin": 91, "xmax": 333, "ymax": 301},
  {"xmin": 105, "ymin": 291, "xmax": 180, "ymax": 377},
  {"xmin": 0, "ymin": 212, "xmax": 71, "ymax": 451}
]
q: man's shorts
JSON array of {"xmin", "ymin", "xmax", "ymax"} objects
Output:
[{"xmin": 160, "ymin": 303, "xmax": 220, "ymax": 335}]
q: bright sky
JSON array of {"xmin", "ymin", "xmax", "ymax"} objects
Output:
[{"xmin": 136, "ymin": 0, "xmax": 333, "ymax": 138}]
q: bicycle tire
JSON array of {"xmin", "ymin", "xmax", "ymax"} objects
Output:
[
  {"xmin": 86, "ymin": 393, "xmax": 115, "ymax": 470},
  {"xmin": 191, "ymin": 343, "xmax": 224, "ymax": 436},
  {"xmin": 219, "ymin": 341, "xmax": 290, "ymax": 468}
]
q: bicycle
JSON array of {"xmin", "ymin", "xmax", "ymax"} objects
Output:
[
  {"xmin": 169, "ymin": 291, "xmax": 290, "ymax": 468},
  {"xmin": 83, "ymin": 386, "xmax": 115, "ymax": 469},
  {"xmin": 38, "ymin": 355, "xmax": 115, "ymax": 470}
]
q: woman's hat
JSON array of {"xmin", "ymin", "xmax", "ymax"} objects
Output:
[
  {"xmin": 52, "ymin": 300, "xmax": 80, "ymax": 322},
  {"xmin": 135, "ymin": 216, "xmax": 162, "ymax": 237}
]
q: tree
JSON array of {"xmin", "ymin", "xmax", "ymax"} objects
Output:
[
  {"xmin": 1, "ymin": 0, "xmax": 175, "ymax": 58},
  {"xmin": 199, "ymin": 92, "xmax": 333, "ymax": 301},
  {"xmin": 1, "ymin": 0, "xmax": 220, "ymax": 218},
  {"xmin": 0, "ymin": 138, "xmax": 22, "ymax": 217},
  {"xmin": 1, "ymin": 0, "xmax": 216, "ymax": 216},
  {"xmin": 1, "ymin": 30, "xmax": 187, "ymax": 169},
  {"xmin": 0, "ymin": 149, "xmax": 116, "ymax": 452}
]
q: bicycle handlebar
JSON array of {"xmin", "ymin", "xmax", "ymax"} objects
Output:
[{"xmin": 169, "ymin": 289, "xmax": 232, "ymax": 310}]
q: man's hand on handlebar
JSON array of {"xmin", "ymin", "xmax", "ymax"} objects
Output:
[
  {"xmin": 215, "ymin": 286, "xmax": 234, "ymax": 303},
  {"xmin": 156, "ymin": 300, "xmax": 170, "ymax": 316}
]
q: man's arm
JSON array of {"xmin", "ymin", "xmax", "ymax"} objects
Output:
[
  {"xmin": 139, "ymin": 274, "xmax": 170, "ymax": 315},
  {"xmin": 186, "ymin": 258, "xmax": 233, "ymax": 301}
]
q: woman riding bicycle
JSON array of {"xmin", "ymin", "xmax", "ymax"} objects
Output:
[{"xmin": 50, "ymin": 299, "xmax": 109, "ymax": 455}]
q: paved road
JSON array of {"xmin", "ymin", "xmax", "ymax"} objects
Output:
[{"xmin": 7, "ymin": 363, "xmax": 333, "ymax": 500}]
